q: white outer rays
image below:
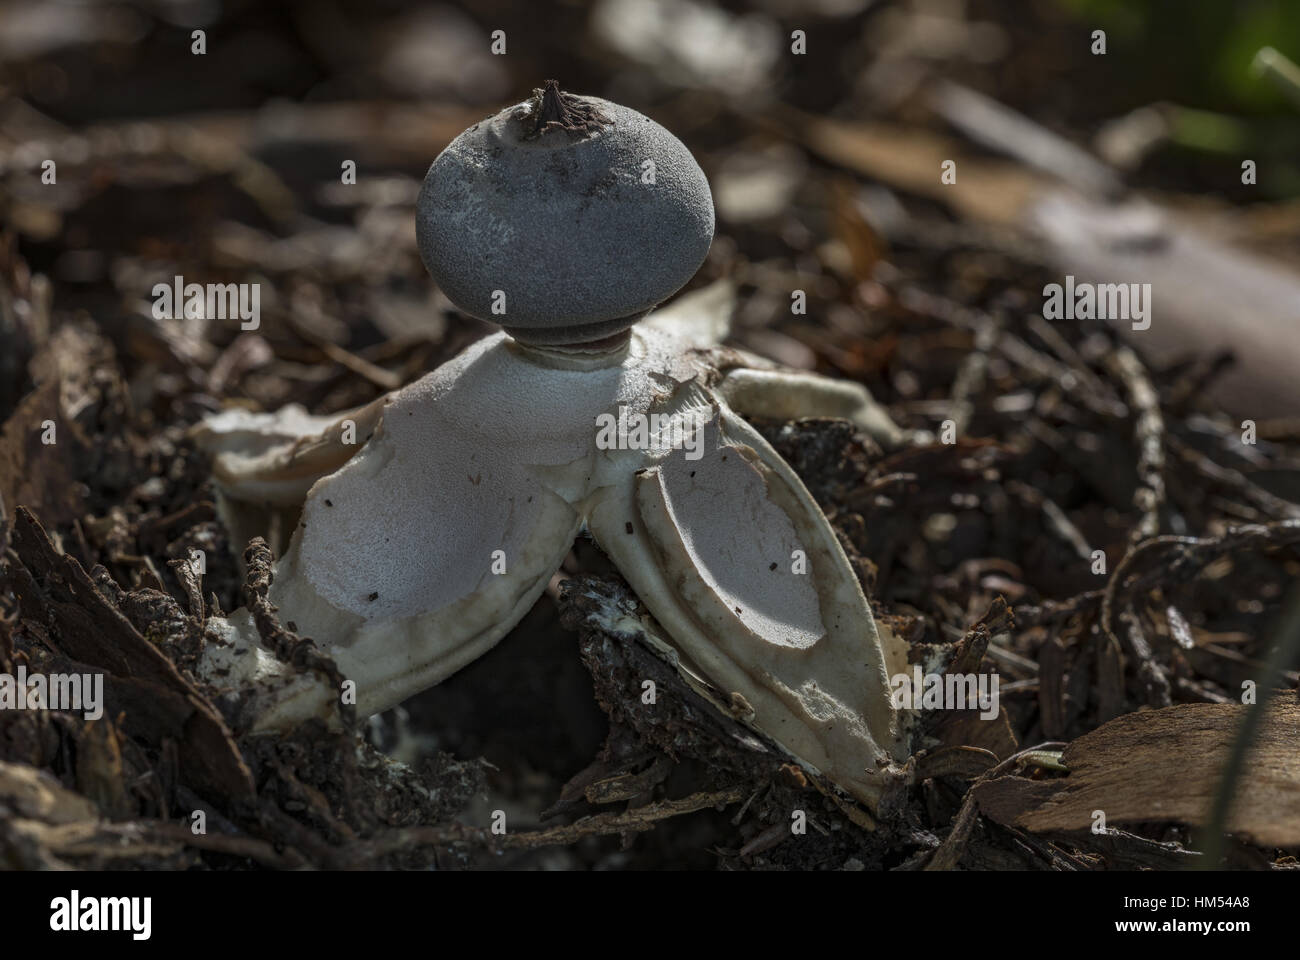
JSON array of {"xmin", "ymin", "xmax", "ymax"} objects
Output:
[
  {"xmin": 200, "ymin": 301, "xmax": 911, "ymax": 812},
  {"xmin": 585, "ymin": 399, "xmax": 908, "ymax": 806}
]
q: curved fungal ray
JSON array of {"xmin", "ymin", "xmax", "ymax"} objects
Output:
[{"xmin": 587, "ymin": 386, "xmax": 909, "ymax": 808}]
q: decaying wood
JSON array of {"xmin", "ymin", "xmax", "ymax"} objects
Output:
[
  {"xmin": 973, "ymin": 701, "xmax": 1300, "ymax": 848},
  {"xmin": 241, "ymin": 537, "xmax": 355, "ymax": 729},
  {"xmin": 7, "ymin": 507, "xmax": 257, "ymax": 806},
  {"xmin": 339, "ymin": 787, "xmax": 749, "ymax": 863}
]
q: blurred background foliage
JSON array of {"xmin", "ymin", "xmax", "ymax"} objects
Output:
[
  {"xmin": 1057, "ymin": 0, "xmax": 1300, "ymax": 196},
  {"xmin": 1060, "ymin": 0, "xmax": 1300, "ymax": 110}
]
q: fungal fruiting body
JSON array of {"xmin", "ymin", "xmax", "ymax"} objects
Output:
[
  {"xmin": 416, "ymin": 80, "xmax": 714, "ymax": 344},
  {"xmin": 197, "ymin": 85, "xmax": 912, "ymax": 814}
]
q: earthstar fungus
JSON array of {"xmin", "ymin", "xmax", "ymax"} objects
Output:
[{"xmin": 198, "ymin": 84, "xmax": 914, "ymax": 815}]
